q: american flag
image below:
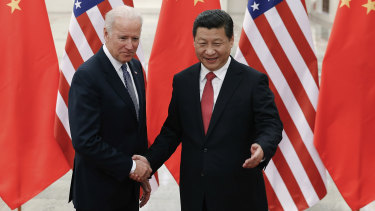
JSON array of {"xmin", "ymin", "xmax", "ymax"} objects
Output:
[
  {"xmin": 235, "ymin": 0, "xmax": 326, "ymax": 210},
  {"xmin": 54, "ymin": 0, "xmax": 158, "ymax": 191}
]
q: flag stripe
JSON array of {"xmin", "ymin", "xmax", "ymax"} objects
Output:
[
  {"xmin": 279, "ymin": 131, "xmax": 319, "ymax": 205},
  {"xmin": 108, "ymin": 0, "xmax": 126, "ymax": 8},
  {"xmin": 275, "ymin": 2, "xmax": 319, "ymax": 85},
  {"xmin": 284, "ymin": 0, "xmax": 314, "ymax": 51},
  {"xmin": 264, "ymin": 175, "xmax": 283, "ymax": 211},
  {"xmin": 122, "ymin": 0, "xmax": 134, "ymax": 7},
  {"xmin": 60, "ymin": 56, "xmax": 76, "ymax": 86},
  {"xmin": 269, "ymin": 79, "xmax": 327, "ymax": 200},
  {"xmin": 86, "ymin": 6, "xmax": 105, "ymax": 44},
  {"xmin": 253, "ymin": 14, "xmax": 316, "ymax": 131},
  {"xmin": 65, "ymin": 35, "xmax": 84, "ymax": 71},
  {"xmin": 58, "ymin": 71, "xmax": 71, "ymax": 106},
  {"xmin": 56, "ymin": 92, "xmax": 71, "ymax": 139},
  {"xmin": 54, "ymin": 116, "xmax": 75, "ymax": 167},
  {"xmin": 76, "ymin": 12, "xmax": 103, "ymax": 54},
  {"xmin": 272, "ymin": 150, "xmax": 309, "ymax": 209},
  {"xmin": 69, "ymin": 15, "xmax": 94, "ymax": 61},
  {"xmin": 265, "ymin": 160, "xmax": 298, "ymax": 211},
  {"xmin": 264, "ymin": 7, "xmax": 318, "ymax": 110},
  {"xmin": 97, "ymin": 0, "xmax": 112, "ymax": 18}
]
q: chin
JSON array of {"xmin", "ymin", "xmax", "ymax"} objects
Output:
[{"xmin": 204, "ymin": 65, "xmax": 218, "ymax": 71}]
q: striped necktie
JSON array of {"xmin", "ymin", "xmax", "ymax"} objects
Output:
[{"xmin": 121, "ymin": 64, "xmax": 139, "ymax": 119}]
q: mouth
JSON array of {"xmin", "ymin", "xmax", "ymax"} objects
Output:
[
  {"xmin": 121, "ymin": 52, "xmax": 134, "ymax": 57},
  {"xmin": 204, "ymin": 57, "xmax": 218, "ymax": 63}
]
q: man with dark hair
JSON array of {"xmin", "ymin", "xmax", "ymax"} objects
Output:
[{"xmin": 134, "ymin": 9, "xmax": 283, "ymax": 211}]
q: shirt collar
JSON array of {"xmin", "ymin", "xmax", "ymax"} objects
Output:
[
  {"xmin": 103, "ymin": 44, "xmax": 124, "ymax": 71},
  {"xmin": 200, "ymin": 57, "xmax": 231, "ymax": 82}
]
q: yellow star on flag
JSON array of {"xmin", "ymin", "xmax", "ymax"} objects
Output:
[
  {"xmin": 362, "ymin": 0, "xmax": 375, "ymax": 14},
  {"xmin": 194, "ymin": 0, "xmax": 204, "ymax": 6},
  {"xmin": 7, "ymin": 0, "xmax": 21, "ymax": 14},
  {"xmin": 340, "ymin": 0, "xmax": 351, "ymax": 8}
]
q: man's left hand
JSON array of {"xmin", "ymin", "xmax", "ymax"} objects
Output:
[
  {"xmin": 140, "ymin": 180, "xmax": 151, "ymax": 207},
  {"xmin": 242, "ymin": 143, "xmax": 264, "ymax": 168}
]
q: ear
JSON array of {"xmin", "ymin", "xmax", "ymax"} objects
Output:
[
  {"xmin": 229, "ymin": 35, "xmax": 234, "ymax": 47},
  {"xmin": 103, "ymin": 28, "xmax": 109, "ymax": 42}
]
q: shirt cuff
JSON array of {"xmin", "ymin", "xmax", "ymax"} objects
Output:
[{"xmin": 130, "ymin": 160, "xmax": 136, "ymax": 174}]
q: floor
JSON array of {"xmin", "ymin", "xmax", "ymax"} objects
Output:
[{"xmin": 1, "ymin": 0, "xmax": 374, "ymax": 210}]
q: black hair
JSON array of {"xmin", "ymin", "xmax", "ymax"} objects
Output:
[{"xmin": 193, "ymin": 9, "xmax": 234, "ymax": 39}]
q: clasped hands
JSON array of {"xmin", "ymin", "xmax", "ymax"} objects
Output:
[
  {"xmin": 129, "ymin": 155, "xmax": 152, "ymax": 182},
  {"xmin": 129, "ymin": 155, "xmax": 152, "ymax": 208}
]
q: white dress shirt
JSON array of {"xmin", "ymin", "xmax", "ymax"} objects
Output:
[
  {"xmin": 199, "ymin": 57, "xmax": 231, "ymax": 109},
  {"xmin": 103, "ymin": 44, "xmax": 138, "ymax": 174}
]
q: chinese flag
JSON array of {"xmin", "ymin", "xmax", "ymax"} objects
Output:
[
  {"xmin": 146, "ymin": 0, "xmax": 220, "ymax": 183},
  {"xmin": 314, "ymin": 1, "xmax": 375, "ymax": 209},
  {"xmin": 0, "ymin": 0, "xmax": 70, "ymax": 209}
]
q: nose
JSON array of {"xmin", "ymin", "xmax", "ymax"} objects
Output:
[
  {"xmin": 205, "ymin": 46, "xmax": 215, "ymax": 56},
  {"xmin": 124, "ymin": 39, "xmax": 133, "ymax": 50}
]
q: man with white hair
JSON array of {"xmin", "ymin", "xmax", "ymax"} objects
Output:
[{"xmin": 68, "ymin": 5, "xmax": 151, "ymax": 211}]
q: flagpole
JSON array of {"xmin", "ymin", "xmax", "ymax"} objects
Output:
[{"xmin": 18, "ymin": 206, "xmax": 21, "ymax": 211}]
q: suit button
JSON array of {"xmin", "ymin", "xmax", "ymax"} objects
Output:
[
  {"xmin": 201, "ymin": 173, "xmax": 204, "ymax": 176},
  {"xmin": 203, "ymin": 148, "xmax": 208, "ymax": 152}
]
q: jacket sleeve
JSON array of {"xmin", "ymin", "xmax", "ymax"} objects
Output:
[
  {"xmin": 252, "ymin": 73, "xmax": 283, "ymax": 169},
  {"xmin": 146, "ymin": 76, "xmax": 182, "ymax": 173}
]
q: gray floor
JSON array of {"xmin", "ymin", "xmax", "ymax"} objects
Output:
[{"xmin": 1, "ymin": 0, "xmax": 374, "ymax": 210}]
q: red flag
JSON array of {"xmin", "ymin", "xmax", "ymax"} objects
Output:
[
  {"xmin": 147, "ymin": 0, "xmax": 221, "ymax": 183},
  {"xmin": 235, "ymin": 0, "xmax": 327, "ymax": 210},
  {"xmin": 0, "ymin": 0, "xmax": 70, "ymax": 209},
  {"xmin": 314, "ymin": 1, "xmax": 375, "ymax": 209}
]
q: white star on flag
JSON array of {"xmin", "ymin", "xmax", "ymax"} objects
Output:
[
  {"xmin": 251, "ymin": 1, "xmax": 260, "ymax": 11},
  {"xmin": 75, "ymin": 0, "xmax": 82, "ymax": 9}
]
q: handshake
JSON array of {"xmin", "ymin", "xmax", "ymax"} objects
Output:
[
  {"xmin": 129, "ymin": 155, "xmax": 152, "ymax": 182},
  {"xmin": 129, "ymin": 155, "xmax": 152, "ymax": 207}
]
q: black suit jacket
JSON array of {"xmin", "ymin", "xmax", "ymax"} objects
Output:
[
  {"xmin": 68, "ymin": 47, "xmax": 147, "ymax": 210},
  {"xmin": 146, "ymin": 57, "xmax": 283, "ymax": 211}
]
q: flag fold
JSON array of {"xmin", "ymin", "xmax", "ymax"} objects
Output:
[
  {"xmin": 0, "ymin": 0, "xmax": 70, "ymax": 208},
  {"xmin": 314, "ymin": 1, "xmax": 375, "ymax": 209}
]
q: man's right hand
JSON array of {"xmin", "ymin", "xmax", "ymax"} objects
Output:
[
  {"xmin": 129, "ymin": 155, "xmax": 152, "ymax": 182},
  {"xmin": 130, "ymin": 157, "xmax": 152, "ymax": 182}
]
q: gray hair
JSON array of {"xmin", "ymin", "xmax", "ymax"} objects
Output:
[{"xmin": 104, "ymin": 5, "xmax": 143, "ymax": 35}]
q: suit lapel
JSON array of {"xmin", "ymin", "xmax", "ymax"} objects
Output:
[
  {"xmin": 205, "ymin": 59, "xmax": 243, "ymax": 138},
  {"xmin": 98, "ymin": 48, "xmax": 138, "ymax": 120}
]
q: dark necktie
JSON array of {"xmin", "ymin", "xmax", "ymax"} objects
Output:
[
  {"xmin": 201, "ymin": 72, "xmax": 216, "ymax": 134},
  {"xmin": 121, "ymin": 64, "xmax": 139, "ymax": 119}
]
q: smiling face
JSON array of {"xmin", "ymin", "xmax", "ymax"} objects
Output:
[
  {"xmin": 104, "ymin": 16, "xmax": 141, "ymax": 63},
  {"xmin": 194, "ymin": 27, "xmax": 234, "ymax": 71}
]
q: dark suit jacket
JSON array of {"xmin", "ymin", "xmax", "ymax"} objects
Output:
[
  {"xmin": 68, "ymin": 47, "xmax": 147, "ymax": 210},
  {"xmin": 146, "ymin": 57, "xmax": 283, "ymax": 211}
]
